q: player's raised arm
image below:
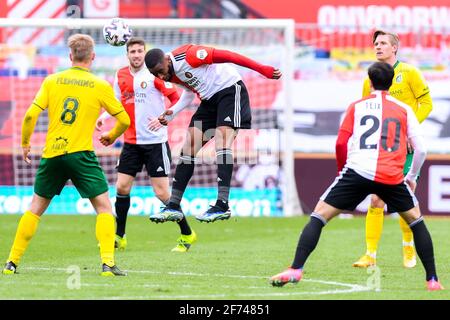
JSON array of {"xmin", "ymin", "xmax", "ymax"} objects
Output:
[
  {"xmin": 211, "ymin": 48, "xmax": 281, "ymax": 79},
  {"xmin": 186, "ymin": 45, "xmax": 282, "ymax": 79}
]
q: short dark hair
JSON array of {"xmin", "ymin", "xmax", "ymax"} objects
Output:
[
  {"xmin": 126, "ymin": 37, "xmax": 145, "ymax": 51},
  {"xmin": 368, "ymin": 62, "xmax": 394, "ymax": 90},
  {"xmin": 145, "ymin": 48, "xmax": 165, "ymax": 69}
]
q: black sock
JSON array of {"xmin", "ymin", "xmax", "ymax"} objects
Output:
[
  {"xmin": 170, "ymin": 154, "xmax": 196, "ymax": 206},
  {"xmin": 162, "ymin": 199, "xmax": 191, "ymax": 234},
  {"xmin": 410, "ymin": 218, "xmax": 438, "ymax": 281},
  {"xmin": 216, "ymin": 149, "xmax": 233, "ymax": 204},
  {"xmin": 291, "ymin": 214, "xmax": 326, "ymax": 269},
  {"xmin": 177, "ymin": 216, "xmax": 192, "ymax": 235},
  {"xmin": 215, "ymin": 199, "xmax": 229, "ymax": 210},
  {"xmin": 115, "ymin": 194, "xmax": 130, "ymax": 237}
]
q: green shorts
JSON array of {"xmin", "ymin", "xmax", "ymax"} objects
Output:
[
  {"xmin": 403, "ymin": 151, "xmax": 421, "ymax": 178},
  {"xmin": 34, "ymin": 151, "xmax": 108, "ymax": 199}
]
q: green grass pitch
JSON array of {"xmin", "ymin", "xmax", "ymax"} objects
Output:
[{"xmin": 0, "ymin": 214, "xmax": 448, "ymax": 299}]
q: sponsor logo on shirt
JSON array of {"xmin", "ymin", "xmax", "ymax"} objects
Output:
[
  {"xmin": 183, "ymin": 72, "xmax": 200, "ymax": 89},
  {"xmin": 52, "ymin": 136, "xmax": 68, "ymax": 153},
  {"xmin": 123, "ymin": 91, "xmax": 147, "ymax": 104},
  {"xmin": 196, "ymin": 49, "xmax": 208, "ymax": 60},
  {"xmin": 390, "ymin": 89, "xmax": 402, "ymax": 97}
]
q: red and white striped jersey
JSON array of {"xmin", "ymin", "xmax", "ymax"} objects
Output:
[
  {"xmin": 114, "ymin": 66, "xmax": 178, "ymax": 144},
  {"xmin": 339, "ymin": 91, "xmax": 422, "ymax": 185},
  {"xmin": 168, "ymin": 44, "xmax": 242, "ymax": 100}
]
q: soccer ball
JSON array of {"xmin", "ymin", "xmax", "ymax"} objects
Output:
[{"xmin": 103, "ymin": 18, "xmax": 132, "ymax": 47}]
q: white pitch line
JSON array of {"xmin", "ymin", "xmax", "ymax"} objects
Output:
[
  {"xmin": 98, "ymin": 285, "xmax": 371, "ymax": 299},
  {"xmin": 19, "ymin": 266, "xmax": 372, "ymax": 298},
  {"xmin": 1, "ymin": 278, "xmax": 269, "ymax": 290}
]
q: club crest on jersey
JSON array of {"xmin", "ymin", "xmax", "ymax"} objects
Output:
[
  {"xmin": 185, "ymin": 72, "xmax": 193, "ymax": 78},
  {"xmin": 196, "ymin": 49, "xmax": 208, "ymax": 60},
  {"xmin": 140, "ymin": 81, "xmax": 147, "ymax": 89},
  {"xmin": 395, "ymin": 74, "xmax": 402, "ymax": 83}
]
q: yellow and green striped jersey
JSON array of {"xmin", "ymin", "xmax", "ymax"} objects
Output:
[
  {"xmin": 362, "ymin": 61, "xmax": 432, "ymax": 123},
  {"xmin": 30, "ymin": 66, "xmax": 125, "ymax": 158}
]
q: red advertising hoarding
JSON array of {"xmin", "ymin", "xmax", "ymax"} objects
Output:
[
  {"xmin": 243, "ymin": 0, "xmax": 450, "ymax": 24},
  {"xmin": 244, "ymin": 0, "xmax": 450, "ymax": 49}
]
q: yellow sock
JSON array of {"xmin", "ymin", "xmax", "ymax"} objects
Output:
[
  {"xmin": 96, "ymin": 213, "xmax": 115, "ymax": 267},
  {"xmin": 7, "ymin": 210, "xmax": 40, "ymax": 265},
  {"xmin": 399, "ymin": 216, "xmax": 414, "ymax": 244},
  {"xmin": 366, "ymin": 206, "xmax": 384, "ymax": 255}
]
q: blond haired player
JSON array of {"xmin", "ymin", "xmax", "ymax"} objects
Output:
[
  {"xmin": 2, "ymin": 34, "xmax": 130, "ymax": 276},
  {"xmin": 353, "ymin": 30, "xmax": 433, "ymax": 269}
]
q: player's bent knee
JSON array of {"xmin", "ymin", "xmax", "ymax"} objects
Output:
[
  {"xmin": 29, "ymin": 194, "xmax": 51, "ymax": 216},
  {"xmin": 215, "ymin": 126, "xmax": 237, "ymax": 147},
  {"xmin": 94, "ymin": 204, "xmax": 113, "ymax": 215},
  {"xmin": 116, "ymin": 185, "xmax": 131, "ymax": 195},
  {"xmin": 115, "ymin": 180, "xmax": 132, "ymax": 195},
  {"xmin": 370, "ymin": 196, "xmax": 385, "ymax": 208},
  {"xmin": 90, "ymin": 192, "xmax": 113, "ymax": 214},
  {"xmin": 399, "ymin": 206, "xmax": 421, "ymax": 224},
  {"xmin": 313, "ymin": 200, "xmax": 341, "ymax": 221}
]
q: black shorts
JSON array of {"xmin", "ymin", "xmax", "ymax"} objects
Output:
[
  {"xmin": 320, "ymin": 168, "xmax": 418, "ymax": 213},
  {"xmin": 189, "ymin": 80, "xmax": 251, "ymax": 133},
  {"xmin": 117, "ymin": 142, "xmax": 171, "ymax": 178}
]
